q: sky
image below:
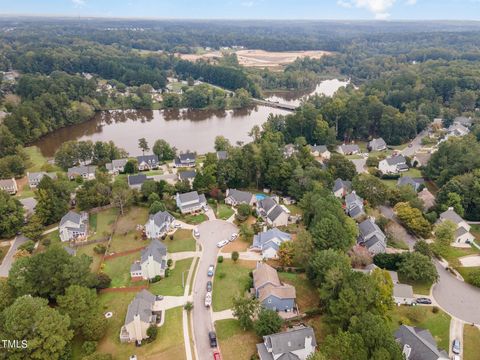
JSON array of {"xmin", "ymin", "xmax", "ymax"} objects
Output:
[{"xmin": 0, "ymin": 0, "xmax": 479, "ymax": 20}]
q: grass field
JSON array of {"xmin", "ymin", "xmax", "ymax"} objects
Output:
[
  {"xmin": 103, "ymin": 251, "xmax": 144, "ymax": 288},
  {"xmin": 164, "ymin": 229, "xmax": 196, "ymax": 253},
  {"xmin": 278, "ymin": 272, "xmax": 320, "ymax": 311},
  {"xmin": 89, "ymin": 208, "xmax": 118, "ymax": 241},
  {"xmin": 398, "ymin": 274, "xmax": 432, "ymax": 295},
  {"xmin": 76, "ymin": 242, "xmax": 104, "ymax": 272},
  {"xmin": 217, "ymin": 204, "xmax": 234, "ymax": 220},
  {"xmin": 214, "ymin": 319, "xmax": 259, "ymax": 360},
  {"xmin": 149, "ymin": 258, "xmax": 193, "ymax": 296},
  {"xmin": 109, "ymin": 207, "xmax": 149, "ymax": 252},
  {"xmin": 456, "ymin": 266, "xmax": 480, "ymax": 287},
  {"xmin": 182, "ymin": 213, "xmax": 208, "ymax": 225},
  {"xmin": 437, "ymin": 245, "xmax": 479, "ymax": 267},
  {"xmin": 24, "ymin": 146, "xmax": 49, "ymax": 172},
  {"xmin": 212, "ymin": 260, "xmax": 255, "ymax": 312},
  {"xmin": 464, "ymin": 325, "xmax": 480, "ymax": 360}
]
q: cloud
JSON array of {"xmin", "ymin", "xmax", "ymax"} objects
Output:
[
  {"xmin": 338, "ymin": 0, "xmax": 418, "ymax": 19},
  {"xmin": 72, "ymin": 0, "xmax": 86, "ymax": 7},
  {"xmin": 406, "ymin": 0, "xmax": 417, "ymax": 4}
]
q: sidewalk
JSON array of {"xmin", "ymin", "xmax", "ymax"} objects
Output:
[{"xmin": 212, "ymin": 309, "xmax": 234, "ymax": 322}]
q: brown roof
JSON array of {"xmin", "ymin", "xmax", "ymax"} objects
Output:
[
  {"xmin": 418, "ymin": 188, "xmax": 435, "ymax": 210},
  {"xmin": 253, "ymin": 262, "xmax": 281, "ymax": 289},
  {"xmin": 258, "ymin": 283, "xmax": 296, "ymax": 302}
]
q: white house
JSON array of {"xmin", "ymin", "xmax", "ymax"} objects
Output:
[
  {"xmin": 0, "ymin": 178, "xmax": 18, "ymax": 195},
  {"xmin": 137, "ymin": 155, "xmax": 159, "ymax": 171},
  {"xmin": 251, "ymin": 228, "xmax": 292, "ymax": 259},
  {"xmin": 438, "ymin": 207, "xmax": 475, "ymax": 244},
  {"xmin": 309, "ymin": 144, "xmax": 331, "ymax": 161},
  {"xmin": 332, "ymin": 178, "xmax": 351, "ymax": 198},
  {"xmin": 367, "ymin": 138, "xmax": 387, "ymax": 152},
  {"xmin": 130, "ymin": 240, "xmax": 168, "ymax": 281},
  {"xmin": 27, "ymin": 172, "xmax": 57, "ymax": 188},
  {"xmin": 174, "ymin": 152, "xmax": 196, "ymax": 167},
  {"xmin": 67, "ymin": 165, "xmax": 96, "ymax": 180},
  {"xmin": 256, "ymin": 326, "xmax": 316, "ymax": 360},
  {"xmin": 337, "ymin": 144, "xmax": 360, "ymax": 155},
  {"xmin": 144, "ymin": 211, "xmax": 175, "ymax": 239},
  {"xmin": 106, "ymin": 158, "xmax": 128, "ymax": 175},
  {"xmin": 378, "ymin": 155, "xmax": 408, "ymax": 174},
  {"xmin": 257, "ymin": 197, "xmax": 289, "ymax": 227},
  {"xmin": 59, "ymin": 211, "xmax": 88, "ymax": 242},
  {"xmin": 345, "ymin": 191, "xmax": 365, "ymax": 220},
  {"xmin": 225, "ymin": 189, "xmax": 256, "ymax": 207},
  {"xmin": 175, "ymin": 191, "xmax": 207, "ymax": 214}
]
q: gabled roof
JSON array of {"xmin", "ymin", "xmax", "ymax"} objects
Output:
[
  {"xmin": 179, "ymin": 170, "xmax": 196, "ymax": 180},
  {"xmin": 340, "ymin": 144, "xmax": 360, "ymax": 153},
  {"xmin": 385, "ymin": 155, "xmax": 406, "ymax": 166},
  {"xmin": 258, "ymin": 197, "xmax": 277, "ymax": 213},
  {"xmin": 141, "ymin": 239, "xmax": 167, "ymax": 265},
  {"xmin": 333, "ymin": 178, "xmax": 352, "ymax": 193},
  {"xmin": 263, "ymin": 327, "xmax": 317, "ymax": 356},
  {"xmin": 345, "ymin": 191, "xmax": 363, "ymax": 208},
  {"xmin": 67, "ymin": 165, "xmax": 96, "ymax": 175},
  {"xmin": 177, "ymin": 191, "xmax": 202, "ymax": 204},
  {"xmin": 267, "ymin": 205, "xmax": 287, "ymax": 222},
  {"xmin": 258, "ymin": 283, "xmax": 296, "ymax": 302},
  {"xmin": 226, "ymin": 189, "xmax": 254, "ymax": 204},
  {"xmin": 393, "ymin": 283, "xmax": 414, "ymax": 299},
  {"xmin": 128, "ymin": 174, "xmax": 147, "ymax": 186},
  {"xmin": 178, "ymin": 152, "xmax": 196, "ymax": 161},
  {"xmin": 395, "ymin": 325, "xmax": 448, "ymax": 360},
  {"xmin": 439, "ymin": 208, "xmax": 464, "ymax": 225},
  {"xmin": 252, "ymin": 228, "xmax": 291, "ymax": 251},
  {"xmin": 253, "ymin": 262, "xmax": 281, "ymax": 289},
  {"xmin": 27, "ymin": 172, "xmax": 57, "ymax": 182},
  {"xmin": 125, "ymin": 290, "xmax": 156, "ymax": 325},
  {"xmin": 309, "ymin": 144, "xmax": 328, "ymax": 153},
  {"xmin": 455, "ymin": 227, "xmax": 470, "ymax": 237},
  {"xmin": 358, "ymin": 218, "xmax": 383, "ymax": 238},
  {"xmin": 60, "ymin": 211, "xmax": 82, "ymax": 227},
  {"xmin": 363, "ymin": 235, "xmax": 386, "ymax": 251},
  {"xmin": 136, "ymin": 154, "xmax": 158, "ymax": 163},
  {"xmin": 0, "ymin": 178, "xmax": 16, "ymax": 187},
  {"xmin": 150, "ymin": 211, "xmax": 174, "ymax": 228},
  {"xmin": 368, "ymin": 138, "xmax": 387, "ymax": 150}
]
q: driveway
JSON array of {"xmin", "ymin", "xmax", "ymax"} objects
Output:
[
  {"xmin": 191, "ymin": 219, "xmax": 238, "ymax": 360},
  {"xmin": 401, "ymin": 129, "xmax": 428, "ymax": 157},
  {"xmin": 449, "ymin": 318, "xmax": 464, "ymax": 358},
  {"xmin": 459, "ymin": 255, "xmax": 480, "ymax": 267},
  {"xmin": 0, "ymin": 235, "xmax": 28, "ymax": 277},
  {"xmin": 379, "ymin": 205, "xmax": 417, "ymax": 250},
  {"xmin": 432, "ymin": 260, "xmax": 480, "ymax": 324}
]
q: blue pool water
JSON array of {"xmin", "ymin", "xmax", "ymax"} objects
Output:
[{"xmin": 256, "ymin": 194, "xmax": 267, "ymax": 201}]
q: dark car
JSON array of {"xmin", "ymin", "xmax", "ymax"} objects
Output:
[
  {"xmin": 206, "ymin": 281, "xmax": 212, "ymax": 292},
  {"xmin": 415, "ymin": 297, "xmax": 432, "ymax": 305},
  {"xmin": 209, "ymin": 331, "xmax": 217, "ymax": 348}
]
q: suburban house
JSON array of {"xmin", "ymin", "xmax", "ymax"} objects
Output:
[
  {"xmin": 174, "ymin": 152, "xmax": 196, "ymax": 167},
  {"xmin": 438, "ymin": 207, "xmax": 475, "ymax": 244},
  {"xmin": 252, "ymin": 262, "xmax": 296, "ymax": 312},
  {"xmin": 446, "ymin": 122, "xmax": 470, "ymax": 138},
  {"xmin": 368, "ymin": 137, "xmax": 387, "ymax": 151},
  {"xmin": 393, "ymin": 283, "xmax": 415, "ymax": 305},
  {"xmin": 67, "ymin": 165, "xmax": 97, "ymax": 180},
  {"xmin": 283, "ymin": 144, "xmax": 297, "ymax": 158},
  {"xmin": 251, "ymin": 228, "xmax": 292, "ymax": 259},
  {"xmin": 216, "ymin": 151, "xmax": 228, "ymax": 160},
  {"xmin": 413, "ymin": 152, "xmax": 432, "ymax": 168},
  {"xmin": 130, "ymin": 240, "xmax": 168, "ymax": 281},
  {"xmin": 256, "ymin": 326, "xmax": 317, "ymax": 360},
  {"xmin": 120, "ymin": 290, "xmax": 162, "ymax": 344},
  {"xmin": 357, "ymin": 218, "xmax": 387, "ymax": 254},
  {"xmin": 225, "ymin": 189, "xmax": 256, "ymax": 207},
  {"xmin": 345, "ymin": 191, "xmax": 365, "ymax": 220},
  {"xmin": 257, "ymin": 196, "xmax": 289, "ymax": 227},
  {"xmin": 394, "ymin": 325, "xmax": 449, "ymax": 360},
  {"xmin": 144, "ymin": 211, "xmax": 175, "ymax": 239},
  {"xmin": 309, "ymin": 144, "xmax": 331, "ymax": 161},
  {"xmin": 378, "ymin": 155, "xmax": 408, "ymax": 174},
  {"xmin": 397, "ymin": 176, "xmax": 423, "ymax": 192},
  {"xmin": 27, "ymin": 172, "xmax": 57, "ymax": 188},
  {"xmin": 418, "ymin": 188, "xmax": 436, "ymax": 211},
  {"xmin": 454, "ymin": 116, "xmax": 473, "ymax": 127},
  {"xmin": 337, "ymin": 144, "xmax": 360, "ymax": 155},
  {"xmin": 175, "ymin": 191, "xmax": 207, "ymax": 214},
  {"xmin": 0, "ymin": 178, "xmax": 18, "ymax": 195},
  {"xmin": 105, "ymin": 158, "xmax": 128, "ymax": 175},
  {"xmin": 127, "ymin": 174, "xmax": 148, "ymax": 189},
  {"xmin": 178, "ymin": 170, "xmax": 196, "ymax": 185},
  {"xmin": 333, "ymin": 178, "xmax": 352, "ymax": 198},
  {"xmin": 59, "ymin": 211, "xmax": 88, "ymax": 242},
  {"xmin": 137, "ymin": 155, "xmax": 159, "ymax": 171}
]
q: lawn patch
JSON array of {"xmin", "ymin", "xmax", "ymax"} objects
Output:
[
  {"xmin": 456, "ymin": 266, "xmax": 480, "ymax": 287},
  {"xmin": 149, "ymin": 258, "xmax": 193, "ymax": 296},
  {"xmin": 182, "ymin": 213, "xmax": 207, "ymax": 225},
  {"xmin": 103, "ymin": 251, "xmax": 143, "ymax": 288},
  {"xmin": 109, "ymin": 207, "xmax": 149, "ymax": 252},
  {"xmin": 164, "ymin": 229, "xmax": 196, "ymax": 253},
  {"xmin": 217, "ymin": 204, "xmax": 234, "ymax": 220},
  {"xmin": 89, "ymin": 208, "xmax": 118, "ymax": 241},
  {"xmin": 398, "ymin": 274, "xmax": 432, "ymax": 295},
  {"xmin": 76, "ymin": 243, "xmax": 104, "ymax": 272},
  {"xmin": 215, "ymin": 319, "xmax": 259, "ymax": 360},
  {"xmin": 436, "ymin": 245, "xmax": 479, "ymax": 267},
  {"xmin": 464, "ymin": 324, "xmax": 480, "ymax": 360},
  {"xmin": 278, "ymin": 272, "xmax": 320, "ymax": 311},
  {"xmin": 0, "ymin": 242, "xmax": 11, "ymax": 263}
]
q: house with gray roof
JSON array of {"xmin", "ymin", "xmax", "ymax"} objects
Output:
[
  {"xmin": 333, "ymin": 178, "xmax": 352, "ymax": 198},
  {"xmin": 120, "ymin": 290, "xmax": 162, "ymax": 344},
  {"xmin": 127, "ymin": 174, "xmax": 148, "ymax": 189},
  {"xmin": 59, "ymin": 211, "xmax": 88, "ymax": 242},
  {"xmin": 0, "ymin": 178, "xmax": 18, "ymax": 195},
  {"xmin": 394, "ymin": 325, "xmax": 449, "ymax": 360},
  {"xmin": 337, "ymin": 144, "xmax": 360, "ymax": 155},
  {"xmin": 357, "ymin": 218, "xmax": 386, "ymax": 254},
  {"xmin": 27, "ymin": 172, "xmax": 57, "ymax": 188},
  {"xmin": 253, "ymin": 262, "xmax": 296, "ymax": 312},
  {"xmin": 257, "ymin": 197, "xmax": 289, "ymax": 227},
  {"xmin": 345, "ymin": 191, "xmax": 365, "ymax": 220},
  {"xmin": 379, "ymin": 155, "xmax": 408, "ymax": 174},
  {"xmin": 309, "ymin": 144, "xmax": 331, "ymax": 161},
  {"xmin": 251, "ymin": 228, "xmax": 292, "ymax": 259},
  {"xmin": 225, "ymin": 189, "xmax": 256, "ymax": 207},
  {"xmin": 454, "ymin": 116, "xmax": 473, "ymax": 127},
  {"xmin": 397, "ymin": 176, "xmax": 424, "ymax": 192},
  {"xmin": 256, "ymin": 326, "xmax": 317, "ymax": 360},
  {"xmin": 67, "ymin": 165, "xmax": 96, "ymax": 180},
  {"xmin": 144, "ymin": 211, "xmax": 175, "ymax": 239},
  {"xmin": 130, "ymin": 240, "xmax": 168, "ymax": 281},
  {"xmin": 105, "ymin": 158, "xmax": 128, "ymax": 175},
  {"xmin": 174, "ymin": 152, "xmax": 196, "ymax": 167},
  {"xmin": 175, "ymin": 191, "xmax": 207, "ymax": 214},
  {"xmin": 446, "ymin": 122, "xmax": 470, "ymax": 138},
  {"xmin": 393, "ymin": 283, "xmax": 415, "ymax": 305},
  {"xmin": 438, "ymin": 207, "xmax": 474, "ymax": 244},
  {"xmin": 178, "ymin": 170, "xmax": 196, "ymax": 185},
  {"xmin": 368, "ymin": 137, "xmax": 387, "ymax": 152},
  {"xmin": 136, "ymin": 155, "xmax": 159, "ymax": 171},
  {"xmin": 216, "ymin": 150, "xmax": 228, "ymax": 160}
]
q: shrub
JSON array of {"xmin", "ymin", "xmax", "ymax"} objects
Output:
[
  {"xmin": 93, "ymin": 244, "xmax": 106, "ymax": 254},
  {"xmin": 82, "ymin": 341, "xmax": 97, "ymax": 356},
  {"xmin": 146, "ymin": 325, "xmax": 158, "ymax": 341},
  {"xmin": 151, "ymin": 275, "xmax": 162, "ymax": 283},
  {"xmin": 164, "ymin": 269, "xmax": 170, "ymax": 277},
  {"xmin": 373, "ymin": 253, "xmax": 403, "ymax": 270},
  {"xmin": 18, "ymin": 240, "xmax": 35, "ymax": 254},
  {"xmin": 231, "ymin": 251, "xmax": 239, "ymax": 263},
  {"xmin": 41, "ymin": 238, "xmax": 51, "ymax": 247},
  {"xmin": 218, "ymin": 272, "xmax": 226, "ymax": 279},
  {"xmin": 169, "ymin": 234, "xmax": 174, "ymax": 240},
  {"xmin": 184, "ymin": 301, "xmax": 194, "ymax": 311},
  {"xmin": 432, "ymin": 306, "xmax": 439, "ymax": 314},
  {"xmin": 218, "ymin": 256, "xmax": 224, "ymax": 263},
  {"xmin": 95, "ymin": 272, "xmax": 112, "ymax": 289},
  {"xmin": 254, "ymin": 308, "xmax": 283, "ymax": 337},
  {"xmin": 167, "ymin": 259, "xmax": 173, "ymax": 267}
]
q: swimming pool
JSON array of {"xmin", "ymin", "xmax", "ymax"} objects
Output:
[{"xmin": 256, "ymin": 194, "xmax": 267, "ymax": 201}]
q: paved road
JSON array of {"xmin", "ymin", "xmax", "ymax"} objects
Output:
[
  {"xmin": 401, "ymin": 129, "xmax": 428, "ymax": 157},
  {"xmin": 0, "ymin": 235, "xmax": 28, "ymax": 277},
  {"xmin": 379, "ymin": 205, "xmax": 417, "ymax": 250},
  {"xmin": 191, "ymin": 219, "xmax": 238, "ymax": 360},
  {"xmin": 432, "ymin": 261, "xmax": 480, "ymax": 324}
]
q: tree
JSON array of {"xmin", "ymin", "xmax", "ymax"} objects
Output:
[
  {"xmin": 138, "ymin": 137, "xmax": 150, "ymax": 155},
  {"xmin": 307, "ymin": 249, "xmax": 351, "ymax": 289},
  {"xmin": 278, "ymin": 241, "xmax": 295, "ymax": 266},
  {"xmin": 434, "ymin": 220, "xmax": 456, "ymax": 249},
  {"xmin": 124, "ymin": 159, "xmax": 137, "ymax": 174},
  {"xmin": 398, "ymin": 252, "xmax": 438, "ymax": 284},
  {"xmin": 370, "ymin": 269, "xmax": 394, "ymax": 314},
  {"xmin": 146, "ymin": 324, "xmax": 158, "ymax": 342},
  {"xmin": 214, "ymin": 136, "xmax": 231, "ymax": 151},
  {"xmin": 150, "ymin": 201, "xmax": 166, "ymax": 214},
  {"xmin": 153, "ymin": 139, "xmax": 176, "ymax": 161},
  {"xmin": 232, "ymin": 295, "xmax": 259, "ymax": 330},
  {"xmin": 414, "ymin": 240, "xmax": 432, "ymax": 258},
  {"xmin": 231, "ymin": 251, "xmax": 239, "ymax": 263},
  {"xmin": 0, "ymin": 279, "xmax": 15, "ymax": 312},
  {"xmin": 0, "ymin": 190, "xmax": 24, "ymax": 238},
  {"xmin": 394, "ymin": 202, "xmax": 432, "ymax": 238},
  {"xmin": 236, "ymin": 203, "xmax": 251, "ymax": 221},
  {"xmin": 76, "ymin": 179, "xmax": 112, "ymax": 211},
  {"xmin": 35, "ymin": 176, "xmax": 70, "ymax": 225},
  {"xmin": 254, "ymin": 308, "xmax": 283, "ymax": 337},
  {"xmin": 82, "ymin": 341, "xmax": 97, "ymax": 356},
  {"xmin": 1, "ymin": 296, "xmax": 73, "ymax": 360},
  {"xmin": 112, "ymin": 179, "xmax": 133, "ymax": 215},
  {"xmin": 327, "ymin": 153, "xmax": 357, "ymax": 181},
  {"xmin": 18, "ymin": 240, "xmax": 35, "ymax": 254},
  {"xmin": 94, "ymin": 272, "xmax": 111, "ymax": 290},
  {"xmin": 352, "ymin": 174, "xmax": 389, "ymax": 207},
  {"xmin": 294, "ymin": 229, "xmax": 315, "ymax": 265},
  {"xmin": 373, "ymin": 253, "xmax": 403, "ymax": 270},
  {"xmin": 322, "ymin": 331, "xmax": 368, "ymax": 360},
  {"xmin": 468, "ymin": 268, "xmax": 480, "ymax": 287},
  {"xmin": 21, "ymin": 215, "xmax": 45, "ymax": 242},
  {"xmin": 82, "ymin": 353, "xmax": 113, "ymax": 360}
]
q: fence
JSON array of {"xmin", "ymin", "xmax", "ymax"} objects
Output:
[
  {"xmin": 99, "ymin": 285, "xmax": 148, "ymax": 294},
  {"xmin": 103, "ymin": 246, "xmax": 146, "ymax": 260},
  {"xmin": 70, "ymin": 237, "xmax": 109, "ymax": 248}
]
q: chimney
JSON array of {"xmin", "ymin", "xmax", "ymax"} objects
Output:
[{"xmin": 448, "ymin": 207, "xmax": 454, "ymax": 211}]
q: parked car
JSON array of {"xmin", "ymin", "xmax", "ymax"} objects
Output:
[
  {"xmin": 194, "ymin": 228, "xmax": 200, "ymax": 237},
  {"xmin": 205, "ymin": 291, "xmax": 212, "ymax": 307},
  {"xmin": 217, "ymin": 239, "xmax": 229, "ymax": 248},
  {"xmin": 452, "ymin": 339, "xmax": 461, "ymax": 354},
  {"xmin": 213, "ymin": 350, "xmax": 221, "ymax": 360},
  {"xmin": 209, "ymin": 331, "xmax": 217, "ymax": 348},
  {"xmin": 230, "ymin": 233, "xmax": 238, "ymax": 241},
  {"xmin": 206, "ymin": 280, "xmax": 212, "ymax": 292},
  {"xmin": 207, "ymin": 265, "xmax": 215, "ymax": 277},
  {"xmin": 415, "ymin": 297, "xmax": 432, "ymax": 305}
]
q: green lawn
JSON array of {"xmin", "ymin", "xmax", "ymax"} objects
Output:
[
  {"xmin": 164, "ymin": 229, "xmax": 196, "ymax": 253},
  {"xmin": 380, "ymin": 179, "xmax": 398, "ymax": 189},
  {"xmin": 89, "ymin": 208, "xmax": 118, "ymax": 240},
  {"xmin": 398, "ymin": 274, "xmax": 432, "ymax": 295},
  {"xmin": 217, "ymin": 204, "xmax": 234, "ymax": 220},
  {"xmin": 76, "ymin": 243, "xmax": 104, "ymax": 272},
  {"xmin": 400, "ymin": 168, "xmax": 423, "ymax": 178},
  {"xmin": 103, "ymin": 251, "xmax": 143, "ymax": 288},
  {"xmin": 278, "ymin": 272, "xmax": 320, "ymax": 311},
  {"xmin": 24, "ymin": 146, "xmax": 48, "ymax": 172},
  {"xmin": 285, "ymin": 204, "xmax": 303, "ymax": 216},
  {"xmin": 109, "ymin": 207, "xmax": 149, "ymax": 252},
  {"xmin": 212, "ymin": 260, "xmax": 254, "ymax": 312},
  {"xmin": 436, "ymin": 245, "xmax": 479, "ymax": 267},
  {"xmin": 389, "ymin": 306, "xmax": 451, "ymax": 352},
  {"xmin": 214, "ymin": 319, "xmax": 259, "ymax": 360},
  {"xmin": 143, "ymin": 169, "xmax": 164, "ymax": 176},
  {"xmin": 471, "ymin": 224, "xmax": 480, "ymax": 240},
  {"xmin": 456, "ymin": 266, "xmax": 480, "ymax": 287},
  {"xmin": 464, "ymin": 324, "xmax": 480, "ymax": 360},
  {"xmin": 182, "ymin": 213, "xmax": 207, "ymax": 225},
  {"xmin": 149, "ymin": 258, "xmax": 193, "ymax": 296}
]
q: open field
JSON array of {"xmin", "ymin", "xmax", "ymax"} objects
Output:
[
  {"xmin": 89, "ymin": 207, "xmax": 118, "ymax": 241},
  {"xmin": 215, "ymin": 319, "xmax": 259, "ymax": 360}
]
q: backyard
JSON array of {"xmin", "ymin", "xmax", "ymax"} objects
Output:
[
  {"xmin": 103, "ymin": 251, "xmax": 144, "ymax": 288},
  {"xmin": 278, "ymin": 272, "xmax": 320, "ymax": 311},
  {"xmin": 89, "ymin": 207, "xmax": 118, "ymax": 241},
  {"xmin": 214, "ymin": 319, "xmax": 259, "ymax": 360},
  {"xmin": 76, "ymin": 242, "xmax": 104, "ymax": 272},
  {"xmin": 109, "ymin": 206, "xmax": 149, "ymax": 252},
  {"xmin": 216, "ymin": 204, "xmax": 234, "ymax": 220}
]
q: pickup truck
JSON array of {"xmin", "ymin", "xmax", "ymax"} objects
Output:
[{"xmin": 205, "ymin": 291, "xmax": 212, "ymax": 307}]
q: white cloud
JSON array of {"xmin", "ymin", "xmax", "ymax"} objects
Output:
[
  {"xmin": 338, "ymin": 0, "xmax": 418, "ymax": 19},
  {"xmin": 72, "ymin": 0, "xmax": 86, "ymax": 7}
]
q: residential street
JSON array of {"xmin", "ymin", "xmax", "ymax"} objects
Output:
[
  {"xmin": 0, "ymin": 235, "xmax": 28, "ymax": 277},
  {"xmin": 191, "ymin": 219, "xmax": 238, "ymax": 360},
  {"xmin": 400, "ymin": 129, "xmax": 428, "ymax": 157}
]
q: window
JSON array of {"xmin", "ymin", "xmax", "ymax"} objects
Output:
[{"xmin": 268, "ymin": 299, "xmax": 272, "ymax": 303}]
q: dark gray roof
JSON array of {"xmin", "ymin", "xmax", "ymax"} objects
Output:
[
  {"xmin": 227, "ymin": 189, "xmax": 254, "ymax": 204},
  {"xmin": 345, "ymin": 192, "xmax": 363, "ymax": 208},
  {"xmin": 310, "ymin": 145, "xmax": 328, "ymax": 153},
  {"xmin": 358, "ymin": 218, "xmax": 380, "ymax": 237},
  {"xmin": 267, "ymin": 205, "xmax": 286, "ymax": 222},
  {"xmin": 252, "ymin": 228, "xmax": 291, "ymax": 251},
  {"xmin": 386, "ymin": 155, "xmax": 406, "ymax": 166},
  {"xmin": 349, "ymin": 205, "xmax": 365, "ymax": 219},
  {"xmin": 179, "ymin": 152, "xmax": 196, "ymax": 161},
  {"xmin": 0, "ymin": 178, "xmax": 16, "ymax": 187},
  {"xmin": 141, "ymin": 240, "xmax": 167, "ymax": 265},
  {"xmin": 125, "ymin": 290, "xmax": 156, "ymax": 325},
  {"xmin": 128, "ymin": 174, "xmax": 147, "ymax": 186},
  {"xmin": 67, "ymin": 165, "xmax": 96, "ymax": 175},
  {"xmin": 363, "ymin": 235, "xmax": 385, "ymax": 251},
  {"xmin": 216, "ymin": 151, "xmax": 228, "ymax": 160},
  {"xmin": 455, "ymin": 227, "xmax": 469, "ymax": 237},
  {"xmin": 340, "ymin": 144, "xmax": 360, "ymax": 153},
  {"xmin": 130, "ymin": 262, "xmax": 141, "ymax": 272},
  {"xmin": 258, "ymin": 197, "xmax": 277, "ymax": 213},
  {"xmin": 60, "ymin": 211, "xmax": 82, "ymax": 227},
  {"xmin": 179, "ymin": 170, "xmax": 196, "ymax": 180},
  {"xmin": 150, "ymin": 211, "xmax": 175, "ymax": 228},
  {"xmin": 395, "ymin": 325, "xmax": 448, "ymax": 360},
  {"xmin": 397, "ymin": 163, "xmax": 409, "ymax": 171},
  {"xmin": 368, "ymin": 138, "xmax": 387, "ymax": 150},
  {"xmin": 393, "ymin": 283, "xmax": 414, "ymax": 299},
  {"xmin": 333, "ymin": 178, "xmax": 351, "ymax": 193},
  {"xmin": 440, "ymin": 208, "xmax": 464, "ymax": 225},
  {"xmin": 136, "ymin": 155, "xmax": 158, "ymax": 164},
  {"xmin": 27, "ymin": 172, "xmax": 57, "ymax": 182},
  {"xmin": 263, "ymin": 327, "xmax": 316, "ymax": 356},
  {"xmin": 178, "ymin": 190, "xmax": 201, "ymax": 204}
]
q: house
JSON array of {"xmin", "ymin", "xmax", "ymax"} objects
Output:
[
  {"xmin": 337, "ymin": 144, "xmax": 360, "ymax": 155},
  {"xmin": 128, "ymin": 174, "xmax": 148, "ymax": 189},
  {"xmin": 174, "ymin": 152, "xmax": 196, "ymax": 168},
  {"xmin": 59, "ymin": 211, "xmax": 88, "ymax": 242},
  {"xmin": 438, "ymin": 207, "xmax": 475, "ymax": 244},
  {"xmin": 27, "ymin": 172, "xmax": 57, "ymax": 188},
  {"xmin": 178, "ymin": 170, "xmax": 196, "ymax": 185},
  {"xmin": 225, "ymin": 189, "xmax": 256, "ymax": 207},
  {"xmin": 394, "ymin": 325, "xmax": 449, "ymax": 360},
  {"xmin": 333, "ymin": 178, "xmax": 352, "ymax": 198},
  {"xmin": 357, "ymin": 218, "xmax": 387, "ymax": 254},
  {"xmin": 105, "ymin": 159, "xmax": 128, "ymax": 175},
  {"xmin": 67, "ymin": 165, "xmax": 97, "ymax": 180},
  {"xmin": 309, "ymin": 144, "xmax": 331, "ymax": 161},
  {"xmin": 130, "ymin": 240, "xmax": 168, "ymax": 281},
  {"xmin": 345, "ymin": 191, "xmax": 365, "ymax": 220},
  {"xmin": 253, "ymin": 262, "xmax": 296, "ymax": 312},
  {"xmin": 257, "ymin": 197, "xmax": 289, "ymax": 227},
  {"xmin": 368, "ymin": 138, "xmax": 387, "ymax": 152},
  {"xmin": 283, "ymin": 144, "xmax": 296, "ymax": 158},
  {"xmin": 379, "ymin": 155, "xmax": 408, "ymax": 174},
  {"xmin": 144, "ymin": 211, "xmax": 175, "ymax": 239},
  {"xmin": 216, "ymin": 151, "xmax": 228, "ymax": 160},
  {"xmin": 119, "ymin": 290, "xmax": 162, "ymax": 344},
  {"xmin": 454, "ymin": 116, "xmax": 473, "ymax": 127},
  {"xmin": 175, "ymin": 191, "xmax": 207, "ymax": 214},
  {"xmin": 393, "ymin": 283, "xmax": 415, "ymax": 305},
  {"xmin": 446, "ymin": 123, "xmax": 470, "ymax": 138},
  {"xmin": 137, "ymin": 155, "xmax": 159, "ymax": 171},
  {"xmin": 418, "ymin": 188, "xmax": 436, "ymax": 211},
  {"xmin": 256, "ymin": 326, "xmax": 317, "ymax": 360},
  {"xmin": 397, "ymin": 176, "xmax": 424, "ymax": 192},
  {"xmin": 251, "ymin": 228, "xmax": 292, "ymax": 259},
  {"xmin": 0, "ymin": 178, "xmax": 18, "ymax": 195}
]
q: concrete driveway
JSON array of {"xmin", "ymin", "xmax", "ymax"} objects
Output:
[
  {"xmin": 0, "ymin": 235, "xmax": 28, "ymax": 277},
  {"xmin": 449, "ymin": 318, "xmax": 464, "ymax": 358},
  {"xmin": 191, "ymin": 219, "xmax": 238, "ymax": 360},
  {"xmin": 459, "ymin": 255, "xmax": 480, "ymax": 267}
]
